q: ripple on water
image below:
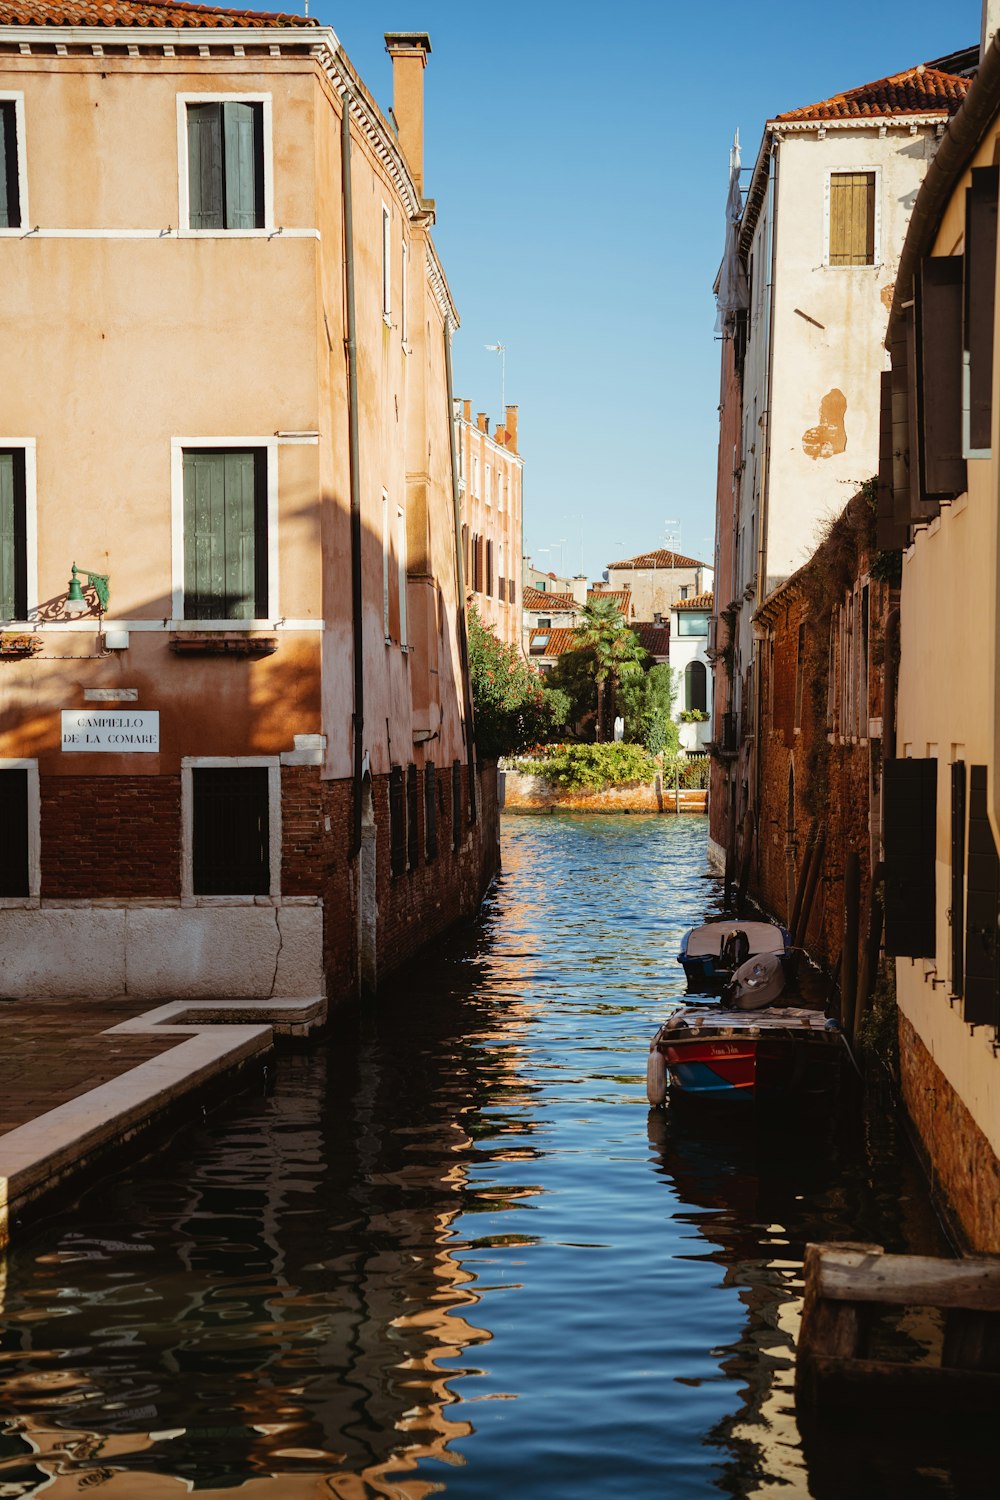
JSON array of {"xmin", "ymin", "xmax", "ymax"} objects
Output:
[{"xmin": 0, "ymin": 815, "xmax": 976, "ymax": 1499}]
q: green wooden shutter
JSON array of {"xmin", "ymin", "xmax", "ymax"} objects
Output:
[
  {"xmin": 917, "ymin": 256, "xmax": 966, "ymax": 502},
  {"xmin": 0, "ymin": 450, "xmax": 26, "ymax": 621},
  {"xmin": 884, "ymin": 757, "xmax": 938, "ymax": 958},
  {"xmin": 0, "ymin": 102, "xmax": 19, "ymax": 230},
  {"xmin": 223, "ymin": 101, "xmax": 263, "ymax": 229},
  {"xmin": 183, "ymin": 450, "xmax": 262, "ymax": 619},
  {"xmin": 187, "ymin": 103, "xmax": 224, "ymax": 229},
  {"xmin": 951, "ymin": 761, "xmax": 967, "ymax": 999},
  {"xmin": 964, "ymin": 168, "xmax": 998, "ymax": 452}
]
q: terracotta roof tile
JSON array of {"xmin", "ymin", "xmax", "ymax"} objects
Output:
[
  {"xmin": 674, "ymin": 591, "xmax": 714, "ymax": 611},
  {"xmin": 523, "ymin": 586, "xmax": 576, "ymax": 612},
  {"xmin": 608, "ymin": 549, "xmax": 705, "ymax": 570},
  {"xmin": 586, "ymin": 588, "xmax": 631, "ymax": 613},
  {"xmin": 0, "ymin": 0, "xmax": 316, "ymax": 27},
  {"xmin": 528, "ymin": 627, "xmax": 577, "ymax": 656},
  {"xmin": 775, "ymin": 65, "xmax": 970, "ymax": 123},
  {"xmin": 635, "ymin": 622, "xmax": 670, "ymax": 656}
]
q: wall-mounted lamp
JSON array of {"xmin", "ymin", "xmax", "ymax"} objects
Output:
[{"xmin": 66, "ymin": 562, "xmax": 110, "ymax": 617}]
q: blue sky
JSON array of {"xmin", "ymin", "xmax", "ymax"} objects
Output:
[{"xmin": 287, "ymin": 0, "xmax": 971, "ymax": 579}]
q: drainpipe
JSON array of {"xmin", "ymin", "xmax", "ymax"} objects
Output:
[
  {"xmin": 444, "ymin": 322, "xmax": 477, "ymax": 805},
  {"xmin": 342, "ymin": 93, "xmax": 365, "ymax": 859},
  {"xmin": 881, "ymin": 607, "xmax": 900, "ymax": 827},
  {"xmin": 751, "ymin": 134, "xmax": 780, "ymax": 844}
]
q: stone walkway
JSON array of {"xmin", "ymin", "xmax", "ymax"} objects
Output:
[{"xmin": 0, "ymin": 996, "xmax": 179, "ymax": 1137}]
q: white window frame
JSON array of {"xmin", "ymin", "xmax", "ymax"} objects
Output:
[
  {"xmin": 0, "ymin": 437, "xmax": 38, "ymax": 624},
  {"xmin": 472, "ymin": 454, "xmax": 479, "ymax": 497},
  {"xmin": 498, "ymin": 466, "xmax": 505, "ymax": 513},
  {"xmin": 0, "ymin": 757, "xmax": 40, "ymax": 907},
  {"xmin": 823, "ymin": 166, "xmax": 882, "ymax": 269},
  {"xmin": 176, "ymin": 92, "xmax": 275, "ymax": 237},
  {"xmin": 382, "ymin": 489, "xmax": 391, "ymax": 642},
  {"xmin": 400, "ymin": 236, "xmax": 409, "ymax": 349},
  {"xmin": 170, "ymin": 436, "xmax": 280, "ymax": 624},
  {"xmin": 181, "ymin": 755, "xmax": 281, "ymax": 904},
  {"xmin": 0, "ymin": 93, "xmax": 28, "ymax": 235},
  {"xmin": 382, "ymin": 203, "xmax": 392, "ymax": 324},
  {"xmin": 397, "ymin": 503, "xmax": 408, "ymax": 649}
]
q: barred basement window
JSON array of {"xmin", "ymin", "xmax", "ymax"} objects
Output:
[
  {"xmin": 407, "ymin": 762, "xmax": 419, "ymax": 870},
  {"xmin": 452, "ymin": 760, "xmax": 462, "ymax": 850},
  {"xmin": 192, "ymin": 766, "xmax": 270, "ymax": 895},
  {"xmin": 829, "ymin": 172, "xmax": 876, "ymax": 266},
  {"xmin": 389, "ymin": 765, "xmax": 406, "ymax": 876},
  {"xmin": 187, "ymin": 100, "xmax": 264, "ymax": 230},
  {"xmin": 0, "ymin": 767, "xmax": 29, "ymax": 897},
  {"xmin": 424, "ymin": 762, "xmax": 438, "ymax": 861}
]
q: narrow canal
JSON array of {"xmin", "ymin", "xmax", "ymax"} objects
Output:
[{"xmin": 0, "ymin": 816, "xmax": 979, "ymax": 1498}]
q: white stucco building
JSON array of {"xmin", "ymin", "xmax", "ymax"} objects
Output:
[{"xmin": 671, "ymin": 592, "xmax": 713, "ymax": 753}]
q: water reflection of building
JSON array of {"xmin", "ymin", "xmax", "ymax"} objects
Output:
[
  {"xmin": 0, "ymin": 917, "xmax": 542, "ymax": 1497},
  {"xmin": 645, "ymin": 1105, "xmax": 951, "ymax": 1498}
]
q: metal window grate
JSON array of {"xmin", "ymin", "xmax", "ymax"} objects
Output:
[
  {"xmin": 424, "ymin": 762, "xmax": 438, "ymax": 862},
  {"xmin": 406, "ymin": 763, "xmax": 419, "ymax": 871},
  {"xmin": 0, "ymin": 768, "xmax": 29, "ymax": 896},
  {"xmin": 389, "ymin": 766, "xmax": 406, "ymax": 876},
  {"xmin": 192, "ymin": 766, "xmax": 270, "ymax": 895}
]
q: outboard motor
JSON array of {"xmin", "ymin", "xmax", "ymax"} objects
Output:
[
  {"xmin": 725, "ymin": 952, "xmax": 786, "ymax": 1011},
  {"xmin": 721, "ymin": 928, "xmax": 750, "ymax": 972}
]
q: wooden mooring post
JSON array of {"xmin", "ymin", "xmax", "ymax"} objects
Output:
[{"xmin": 797, "ymin": 1241, "xmax": 1000, "ymax": 1416}]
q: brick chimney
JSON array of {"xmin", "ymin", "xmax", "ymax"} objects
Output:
[
  {"xmin": 476, "ymin": 412, "xmax": 488, "ymax": 433},
  {"xmin": 384, "ymin": 33, "xmax": 431, "ymax": 198},
  {"xmin": 463, "ymin": 399, "xmax": 471, "ymax": 422},
  {"xmin": 505, "ymin": 404, "xmax": 518, "ymax": 452}
]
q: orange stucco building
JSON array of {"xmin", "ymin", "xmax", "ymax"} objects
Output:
[
  {"xmin": 455, "ymin": 400, "xmax": 523, "ymax": 645},
  {"xmin": 0, "ymin": 2, "xmax": 496, "ymax": 1004}
]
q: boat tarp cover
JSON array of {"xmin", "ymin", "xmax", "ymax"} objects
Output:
[{"xmin": 685, "ymin": 922, "xmax": 785, "ymax": 958}]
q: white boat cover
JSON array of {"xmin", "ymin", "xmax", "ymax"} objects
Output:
[{"xmin": 684, "ymin": 921, "xmax": 785, "ymax": 958}]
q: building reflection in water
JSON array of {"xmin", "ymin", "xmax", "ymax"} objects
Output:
[{"xmin": 0, "ymin": 889, "xmax": 542, "ymax": 1499}]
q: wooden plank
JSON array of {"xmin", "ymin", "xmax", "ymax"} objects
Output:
[
  {"xmin": 814, "ymin": 1246, "xmax": 1000, "ymax": 1311},
  {"xmin": 803, "ymin": 1353, "xmax": 1000, "ymax": 1413}
]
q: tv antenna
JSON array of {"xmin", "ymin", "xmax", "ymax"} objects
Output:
[
  {"xmin": 664, "ymin": 518, "xmax": 682, "ymax": 567},
  {"xmin": 485, "ymin": 342, "xmax": 506, "ymax": 420}
]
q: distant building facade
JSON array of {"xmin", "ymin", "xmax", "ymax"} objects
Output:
[
  {"xmin": 606, "ymin": 549, "xmax": 712, "ymax": 622},
  {"xmin": 456, "ymin": 402, "xmax": 523, "ymax": 646},
  {"xmin": 671, "ymin": 593, "xmax": 713, "ymax": 754}
]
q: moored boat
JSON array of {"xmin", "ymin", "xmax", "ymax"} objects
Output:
[
  {"xmin": 646, "ymin": 1002, "xmax": 844, "ymax": 1109},
  {"xmin": 678, "ymin": 920, "xmax": 791, "ymax": 992}
]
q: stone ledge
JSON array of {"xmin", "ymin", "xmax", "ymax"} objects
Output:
[{"xmin": 0, "ymin": 994, "xmax": 326, "ymax": 1249}]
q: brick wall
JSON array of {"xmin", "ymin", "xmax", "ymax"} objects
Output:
[
  {"xmin": 899, "ymin": 1012, "xmax": 1000, "ymax": 1251},
  {"xmin": 41, "ymin": 776, "xmax": 182, "ymax": 898}
]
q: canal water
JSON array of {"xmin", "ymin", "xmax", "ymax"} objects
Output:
[{"xmin": 0, "ymin": 816, "xmax": 984, "ymax": 1498}]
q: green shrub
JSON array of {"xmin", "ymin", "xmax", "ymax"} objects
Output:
[{"xmin": 513, "ymin": 741, "xmax": 657, "ymax": 790}]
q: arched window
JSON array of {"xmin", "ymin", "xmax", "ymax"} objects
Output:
[{"xmin": 685, "ymin": 660, "xmax": 707, "ymax": 714}]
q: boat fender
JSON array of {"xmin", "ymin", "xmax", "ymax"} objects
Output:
[{"xmin": 646, "ymin": 1046, "xmax": 668, "ymax": 1106}]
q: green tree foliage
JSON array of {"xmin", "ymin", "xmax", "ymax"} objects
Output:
[
  {"xmin": 514, "ymin": 741, "xmax": 658, "ymax": 790},
  {"xmin": 544, "ymin": 647, "xmax": 597, "ymax": 736},
  {"xmin": 467, "ymin": 605, "xmax": 566, "ymax": 759},
  {"xmin": 569, "ymin": 596, "xmax": 647, "ymax": 740},
  {"xmin": 616, "ymin": 663, "xmax": 680, "ymax": 757}
]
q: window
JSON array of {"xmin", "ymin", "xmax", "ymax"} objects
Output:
[
  {"xmin": 964, "ymin": 766, "xmax": 999, "ymax": 1030},
  {"xmin": 0, "ymin": 766, "xmax": 29, "ymax": 896},
  {"xmin": 485, "ymin": 464, "xmax": 492, "ymax": 504},
  {"xmin": 401, "ymin": 238, "xmax": 408, "ymax": 346},
  {"xmin": 680, "ymin": 586, "xmax": 690, "ymax": 599},
  {"xmin": 537, "ymin": 616, "xmax": 552, "ymax": 630},
  {"xmin": 382, "ymin": 205, "xmax": 391, "ymax": 321},
  {"xmin": 498, "ymin": 468, "xmax": 505, "ymax": 513},
  {"xmin": 192, "ymin": 766, "xmax": 270, "ymax": 895},
  {"xmin": 186, "ymin": 99, "xmax": 265, "ymax": 230},
  {"xmin": 685, "ymin": 660, "xmax": 707, "ymax": 713},
  {"xmin": 678, "ymin": 611, "xmax": 709, "ymax": 637},
  {"xmin": 397, "ymin": 505, "xmax": 408, "ymax": 647},
  {"xmin": 0, "ymin": 449, "xmax": 27, "ymax": 621},
  {"xmin": 472, "ymin": 455, "xmax": 479, "ymax": 496},
  {"xmin": 951, "ymin": 761, "xmax": 967, "ymax": 999},
  {"xmin": 829, "ymin": 171, "xmax": 876, "ymax": 266},
  {"xmin": 964, "ymin": 167, "xmax": 998, "ymax": 456},
  {"xmin": 498, "ymin": 541, "xmax": 505, "ymax": 599},
  {"xmin": 0, "ymin": 97, "xmax": 24, "ymax": 230},
  {"xmin": 486, "ymin": 539, "xmax": 494, "ymax": 597},
  {"xmin": 183, "ymin": 449, "xmax": 267, "ymax": 619},
  {"xmin": 530, "ymin": 633, "xmax": 550, "ymax": 654},
  {"xmin": 382, "ymin": 492, "xmax": 391, "ymax": 638},
  {"xmin": 407, "ymin": 762, "xmax": 419, "ymax": 869},
  {"xmin": 883, "ymin": 757, "xmax": 937, "ymax": 958}
]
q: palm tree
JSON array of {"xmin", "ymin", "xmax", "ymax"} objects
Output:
[{"xmin": 572, "ymin": 596, "xmax": 647, "ymax": 740}]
